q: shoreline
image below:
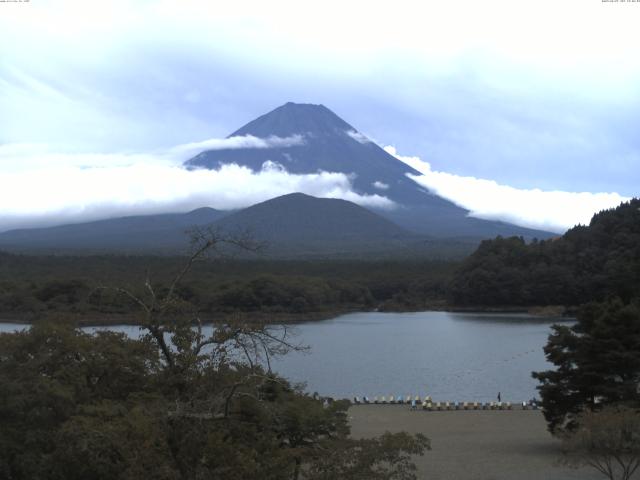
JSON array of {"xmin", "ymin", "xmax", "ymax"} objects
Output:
[
  {"xmin": 0, "ymin": 308, "xmax": 356, "ymax": 327},
  {"xmin": 0, "ymin": 305, "xmax": 575, "ymax": 327}
]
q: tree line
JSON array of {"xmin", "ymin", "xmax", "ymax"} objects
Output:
[
  {"xmin": 0, "ymin": 255, "xmax": 455, "ymax": 323},
  {"xmin": 450, "ymin": 199, "xmax": 640, "ymax": 307},
  {"xmin": 522, "ymin": 200, "xmax": 640, "ymax": 479}
]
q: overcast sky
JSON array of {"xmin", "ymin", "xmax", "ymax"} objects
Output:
[{"xmin": 0, "ymin": 0, "xmax": 638, "ymax": 232}]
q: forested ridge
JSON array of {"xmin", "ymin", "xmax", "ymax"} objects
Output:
[
  {"xmin": 527, "ymin": 199, "xmax": 640, "ymax": 449},
  {"xmin": 2, "ymin": 199, "xmax": 638, "ymax": 322},
  {"xmin": 0, "ymin": 255, "xmax": 455, "ymax": 323},
  {"xmin": 450, "ymin": 199, "xmax": 640, "ymax": 307}
]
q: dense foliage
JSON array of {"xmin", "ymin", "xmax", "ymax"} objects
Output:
[
  {"xmin": 532, "ymin": 298, "xmax": 640, "ymax": 433},
  {"xmin": 450, "ymin": 199, "xmax": 640, "ymax": 307},
  {"xmin": 488, "ymin": 200, "xmax": 640, "ymax": 436},
  {"xmin": 0, "ymin": 322, "xmax": 428, "ymax": 479},
  {"xmin": 0, "ymin": 237, "xmax": 430, "ymax": 479},
  {"xmin": 0, "ymin": 255, "xmax": 455, "ymax": 323}
]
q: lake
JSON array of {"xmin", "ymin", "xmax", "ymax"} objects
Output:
[
  {"xmin": 271, "ymin": 311, "xmax": 572, "ymax": 402},
  {"xmin": 0, "ymin": 311, "xmax": 571, "ymax": 403}
]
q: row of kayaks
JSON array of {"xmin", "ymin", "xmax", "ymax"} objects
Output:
[
  {"xmin": 352, "ymin": 396, "xmax": 540, "ymax": 410},
  {"xmin": 353, "ymin": 395, "xmax": 426, "ymax": 405}
]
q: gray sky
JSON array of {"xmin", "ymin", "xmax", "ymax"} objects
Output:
[{"xmin": 0, "ymin": 0, "xmax": 638, "ymax": 232}]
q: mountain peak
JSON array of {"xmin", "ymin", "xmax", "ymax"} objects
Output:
[
  {"xmin": 282, "ymin": 101, "xmax": 324, "ymax": 108},
  {"xmin": 185, "ymin": 102, "xmax": 436, "ymax": 206},
  {"xmin": 214, "ymin": 193, "xmax": 412, "ymax": 249},
  {"xmin": 272, "ymin": 192, "xmax": 313, "ymax": 200},
  {"xmin": 229, "ymin": 102, "xmax": 355, "ymax": 138},
  {"xmin": 255, "ymin": 192, "xmax": 353, "ymax": 207}
]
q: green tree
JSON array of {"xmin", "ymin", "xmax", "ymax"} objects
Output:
[
  {"xmin": 0, "ymin": 322, "xmax": 158, "ymax": 479},
  {"xmin": 533, "ymin": 298, "xmax": 640, "ymax": 433},
  {"xmin": 306, "ymin": 432, "xmax": 430, "ymax": 480}
]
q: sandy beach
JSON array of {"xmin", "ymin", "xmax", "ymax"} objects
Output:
[{"xmin": 349, "ymin": 405, "xmax": 603, "ymax": 480}]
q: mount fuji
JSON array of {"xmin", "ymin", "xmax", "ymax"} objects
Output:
[
  {"xmin": 0, "ymin": 102, "xmax": 553, "ymax": 256},
  {"xmin": 186, "ymin": 102, "xmax": 552, "ymax": 239}
]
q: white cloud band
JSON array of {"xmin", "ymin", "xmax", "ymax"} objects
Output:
[
  {"xmin": 384, "ymin": 146, "xmax": 631, "ymax": 233},
  {"xmin": 346, "ymin": 130, "xmax": 371, "ymax": 144},
  {"xmin": 0, "ymin": 143, "xmax": 394, "ymax": 232},
  {"xmin": 172, "ymin": 134, "xmax": 305, "ymax": 157}
]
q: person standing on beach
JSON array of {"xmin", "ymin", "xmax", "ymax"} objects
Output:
[{"xmin": 497, "ymin": 392, "xmax": 501, "ymax": 402}]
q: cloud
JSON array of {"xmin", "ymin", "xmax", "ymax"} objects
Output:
[
  {"xmin": 372, "ymin": 181, "xmax": 389, "ymax": 190},
  {"xmin": 1, "ymin": 1, "xmax": 637, "ymax": 233},
  {"xmin": 384, "ymin": 146, "xmax": 631, "ymax": 233},
  {"xmin": 1, "ymin": 1, "xmax": 638, "ymax": 197},
  {"xmin": 0, "ymin": 135, "xmax": 304, "ymax": 173},
  {"xmin": 171, "ymin": 134, "xmax": 305, "ymax": 157},
  {"xmin": 0, "ymin": 143, "xmax": 394, "ymax": 232},
  {"xmin": 346, "ymin": 130, "xmax": 371, "ymax": 144}
]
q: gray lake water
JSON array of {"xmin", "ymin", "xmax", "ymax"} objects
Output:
[
  {"xmin": 270, "ymin": 311, "xmax": 573, "ymax": 403},
  {"xmin": 0, "ymin": 311, "xmax": 572, "ymax": 403}
]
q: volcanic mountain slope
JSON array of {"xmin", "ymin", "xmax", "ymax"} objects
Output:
[
  {"xmin": 0, "ymin": 194, "xmax": 475, "ymax": 258},
  {"xmin": 0, "ymin": 208, "xmax": 226, "ymax": 253},
  {"xmin": 185, "ymin": 102, "xmax": 554, "ymax": 239},
  {"xmin": 213, "ymin": 192, "xmax": 436, "ymax": 257},
  {"xmin": 199, "ymin": 193, "xmax": 474, "ymax": 258},
  {"xmin": 186, "ymin": 102, "xmax": 444, "ymax": 207}
]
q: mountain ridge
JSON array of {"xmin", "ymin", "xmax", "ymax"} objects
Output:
[
  {"xmin": 215, "ymin": 192, "xmax": 412, "ymax": 245},
  {"xmin": 0, "ymin": 207, "xmax": 226, "ymax": 253},
  {"xmin": 0, "ymin": 193, "xmax": 476, "ymax": 258}
]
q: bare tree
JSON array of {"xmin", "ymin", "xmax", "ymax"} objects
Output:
[
  {"xmin": 562, "ymin": 406, "xmax": 640, "ymax": 480},
  {"xmin": 100, "ymin": 227, "xmax": 306, "ymax": 416}
]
